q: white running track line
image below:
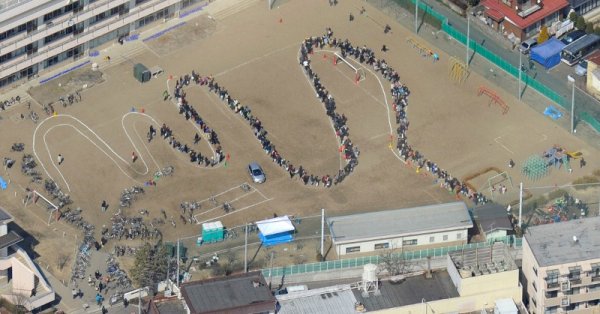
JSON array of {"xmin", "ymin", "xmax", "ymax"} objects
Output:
[{"xmin": 196, "ymin": 198, "xmax": 272, "ymax": 224}]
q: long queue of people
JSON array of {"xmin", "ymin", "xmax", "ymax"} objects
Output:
[
  {"xmin": 157, "ymin": 75, "xmax": 224, "ymax": 167},
  {"xmin": 306, "ymin": 28, "xmax": 488, "ymax": 204}
]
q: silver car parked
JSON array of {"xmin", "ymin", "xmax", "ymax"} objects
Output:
[{"xmin": 248, "ymin": 162, "xmax": 266, "ymax": 184}]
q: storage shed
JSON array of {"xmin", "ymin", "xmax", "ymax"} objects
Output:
[
  {"xmin": 201, "ymin": 221, "xmax": 224, "ymax": 243},
  {"xmin": 133, "ymin": 63, "xmax": 151, "ymax": 83},
  {"xmin": 256, "ymin": 216, "xmax": 295, "ymax": 246}
]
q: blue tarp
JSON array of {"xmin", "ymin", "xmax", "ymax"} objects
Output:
[
  {"xmin": 259, "ymin": 231, "xmax": 293, "ymax": 246},
  {"xmin": 530, "ymin": 38, "xmax": 566, "ymax": 69},
  {"xmin": 544, "ymin": 106, "xmax": 563, "ymax": 120}
]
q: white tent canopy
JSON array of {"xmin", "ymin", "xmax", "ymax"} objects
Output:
[{"xmin": 256, "ymin": 216, "xmax": 295, "ymax": 236}]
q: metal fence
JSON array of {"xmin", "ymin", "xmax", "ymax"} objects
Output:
[
  {"xmin": 382, "ymin": 0, "xmax": 600, "ymax": 133},
  {"xmin": 261, "ymin": 235, "xmax": 522, "ymax": 277}
]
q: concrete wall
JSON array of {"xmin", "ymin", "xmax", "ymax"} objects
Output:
[
  {"xmin": 522, "ymin": 236, "xmax": 600, "ymax": 314},
  {"xmin": 372, "ymin": 286, "xmax": 523, "ymax": 314},
  {"xmin": 335, "ymin": 228, "xmax": 468, "ymax": 256}
]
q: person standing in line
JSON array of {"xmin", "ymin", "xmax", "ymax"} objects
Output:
[{"xmin": 131, "ymin": 152, "xmax": 137, "ymax": 163}]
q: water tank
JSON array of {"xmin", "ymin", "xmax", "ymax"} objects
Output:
[{"xmin": 362, "ymin": 264, "xmax": 378, "ymax": 282}]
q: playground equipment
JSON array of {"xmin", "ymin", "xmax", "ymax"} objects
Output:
[
  {"xmin": 406, "ymin": 37, "xmax": 436, "ymax": 59},
  {"xmin": 477, "ymin": 86, "xmax": 509, "ymax": 114},
  {"xmin": 521, "ymin": 145, "xmax": 571, "ymax": 181},
  {"xmin": 522, "ymin": 155, "xmax": 549, "ymax": 181},
  {"xmin": 448, "ymin": 57, "xmax": 469, "ymax": 84}
]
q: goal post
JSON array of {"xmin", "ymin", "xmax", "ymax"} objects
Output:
[
  {"xmin": 32, "ymin": 190, "xmax": 59, "ymax": 226},
  {"xmin": 334, "ymin": 52, "xmax": 366, "ymax": 83},
  {"xmin": 487, "ymin": 172, "xmax": 513, "ymax": 201}
]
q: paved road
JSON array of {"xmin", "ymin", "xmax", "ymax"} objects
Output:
[
  {"xmin": 368, "ymin": 0, "xmax": 600, "ymax": 134},
  {"xmin": 423, "ymin": 0, "xmax": 600, "ymax": 125}
]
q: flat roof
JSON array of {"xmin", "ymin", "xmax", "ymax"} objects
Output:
[
  {"xmin": 180, "ymin": 271, "xmax": 276, "ymax": 314},
  {"xmin": 353, "ymin": 271, "xmax": 459, "ymax": 311},
  {"xmin": 0, "ymin": 207, "xmax": 13, "ymax": 223},
  {"xmin": 327, "ymin": 202, "xmax": 472, "ymax": 244},
  {"xmin": 525, "ymin": 217, "xmax": 600, "ymax": 267},
  {"xmin": 276, "ymin": 286, "xmax": 358, "ymax": 314},
  {"xmin": 0, "ymin": 231, "xmax": 23, "ymax": 249}
]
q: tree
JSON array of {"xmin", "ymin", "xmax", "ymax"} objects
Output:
[
  {"xmin": 569, "ymin": 11, "xmax": 578, "ymax": 23},
  {"xmin": 378, "ymin": 248, "xmax": 412, "ymax": 276},
  {"xmin": 576, "ymin": 16, "xmax": 587, "ymax": 30},
  {"xmin": 586, "ymin": 22, "xmax": 595, "ymax": 34},
  {"xmin": 537, "ymin": 26, "xmax": 549, "ymax": 44},
  {"xmin": 130, "ymin": 242, "xmax": 169, "ymax": 291}
]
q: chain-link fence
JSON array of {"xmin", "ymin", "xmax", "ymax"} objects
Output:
[{"xmin": 367, "ymin": 0, "xmax": 600, "ymax": 134}]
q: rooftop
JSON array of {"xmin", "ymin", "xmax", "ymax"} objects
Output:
[
  {"xmin": 147, "ymin": 297, "xmax": 187, "ymax": 314},
  {"xmin": 327, "ymin": 202, "xmax": 472, "ymax": 244},
  {"xmin": 0, "ymin": 231, "xmax": 23, "ymax": 249},
  {"xmin": 449, "ymin": 243, "xmax": 518, "ymax": 278},
  {"xmin": 525, "ymin": 217, "xmax": 600, "ymax": 267},
  {"xmin": 587, "ymin": 49, "xmax": 600, "ymax": 65},
  {"xmin": 472, "ymin": 203, "xmax": 513, "ymax": 234},
  {"xmin": 276, "ymin": 285, "xmax": 359, "ymax": 314},
  {"xmin": 353, "ymin": 271, "xmax": 459, "ymax": 311},
  {"xmin": 482, "ymin": 0, "xmax": 569, "ymax": 30},
  {"xmin": 0, "ymin": 207, "xmax": 13, "ymax": 223},
  {"xmin": 180, "ymin": 271, "xmax": 276, "ymax": 314}
]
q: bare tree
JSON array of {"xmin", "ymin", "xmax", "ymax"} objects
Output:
[{"xmin": 378, "ymin": 247, "xmax": 412, "ymax": 276}]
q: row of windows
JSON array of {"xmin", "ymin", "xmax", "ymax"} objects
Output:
[
  {"xmin": 0, "ymin": 20, "xmax": 37, "ymax": 41},
  {"xmin": 43, "ymin": 1, "xmax": 82, "ymax": 23},
  {"xmin": 89, "ymin": 4, "xmax": 128, "ymax": 25},
  {"xmin": 344, "ymin": 233, "xmax": 465, "ymax": 253}
]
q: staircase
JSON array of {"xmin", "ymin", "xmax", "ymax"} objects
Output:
[{"xmin": 208, "ymin": 0, "xmax": 261, "ymax": 20}]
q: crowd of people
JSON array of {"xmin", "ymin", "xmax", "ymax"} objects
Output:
[
  {"xmin": 304, "ymin": 28, "xmax": 488, "ymax": 204},
  {"xmin": 160, "ymin": 75, "xmax": 224, "ymax": 167}
]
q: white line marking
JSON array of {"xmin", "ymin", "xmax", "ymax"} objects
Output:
[
  {"xmin": 196, "ymin": 198, "xmax": 273, "ymax": 224},
  {"xmin": 494, "ymin": 136, "xmax": 515, "ymax": 155}
]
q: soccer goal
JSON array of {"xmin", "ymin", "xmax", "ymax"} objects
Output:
[
  {"xmin": 487, "ymin": 172, "xmax": 513, "ymax": 200},
  {"xmin": 30, "ymin": 190, "xmax": 59, "ymax": 226},
  {"xmin": 334, "ymin": 52, "xmax": 366, "ymax": 83}
]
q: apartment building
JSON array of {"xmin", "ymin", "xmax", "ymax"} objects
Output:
[
  {"xmin": 0, "ymin": 0, "xmax": 206, "ymax": 88},
  {"xmin": 522, "ymin": 217, "xmax": 600, "ymax": 314}
]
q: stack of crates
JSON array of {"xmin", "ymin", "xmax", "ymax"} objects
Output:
[{"xmin": 201, "ymin": 221, "xmax": 224, "ymax": 243}]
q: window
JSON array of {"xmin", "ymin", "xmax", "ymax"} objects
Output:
[
  {"xmin": 569, "ymin": 266, "xmax": 582, "ymax": 283},
  {"xmin": 442, "ymin": 235, "xmax": 448, "ymax": 241},
  {"xmin": 544, "ymin": 306, "xmax": 558, "ymax": 314},
  {"xmin": 456, "ymin": 232, "xmax": 462, "ymax": 240},
  {"xmin": 345, "ymin": 246, "xmax": 360, "ymax": 253},
  {"xmin": 429, "ymin": 236, "xmax": 435, "ymax": 243},
  {"xmin": 374, "ymin": 243, "xmax": 389, "ymax": 250},
  {"xmin": 546, "ymin": 269, "xmax": 559, "ymax": 288},
  {"xmin": 531, "ymin": 296, "xmax": 537, "ymax": 307},
  {"xmin": 402, "ymin": 239, "xmax": 417, "ymax": 246},
  {"xmin": 533, "ymin": 280, "xmax": 537, "ymax": 292},
  {"xmin": 590, "ymin": 263, "xmax": 600, "ymax": 280},
  {"xmin": 545, "ymin": 290, "xmax": 558, "ymax": 298},
  {"xmin": 533, "ymin": 266, "xmax": 538, "ymax": 276}
]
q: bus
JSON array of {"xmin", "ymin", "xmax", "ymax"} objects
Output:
[{"xmin": 561, "ymin": 33, "xmax": 600, "ymax": 66}]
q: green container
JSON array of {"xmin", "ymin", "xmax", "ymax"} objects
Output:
[
  {"xmin": 133, "ymin": 63, "xmax": 151, "ymax": 83},
  {"xmin": 202, "ymin": 221, "xmax": 224, "ymax": 243}
]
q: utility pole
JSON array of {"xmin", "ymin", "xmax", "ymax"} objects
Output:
[
  {"xmin": 415, "ymin": 0, "xmax": 419, "ymax": 33},
  {"xmin": 268, "ymin": 251, "xmax": 274, "ymax": 289},
  {"xmin": 518, "ymin": 182, "xmax": 523, "ymax": 229},
  {"xmin": 568, "ymin": 75, "xmax": 576, "ymax": 133},
  {"xmin": 320, "ymin": 208, "xmax": 325, "ymax": 257},
  {"xmin": 518, "ymin": 52, "xmax": 522, "ymax": 100},
  {"xmin": 176, "ymin": 238, "xmax": 180, "ymax": 287},
  {"xmin": 244, "ymin": 223, "xmax": 249, "ymax": 273},
  {"xmin": 466, "ymin": 7, "xmax": 470, "ymax": 68}
]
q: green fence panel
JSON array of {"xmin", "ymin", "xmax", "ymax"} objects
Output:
[{"xmin": 581, "ymin": 111, "xmax": 600, "ymax": 132}]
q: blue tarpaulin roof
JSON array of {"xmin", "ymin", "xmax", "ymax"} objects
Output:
[{"xmin": 530, "ymin": 38, "xmax": 566, "ymax": 69}]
